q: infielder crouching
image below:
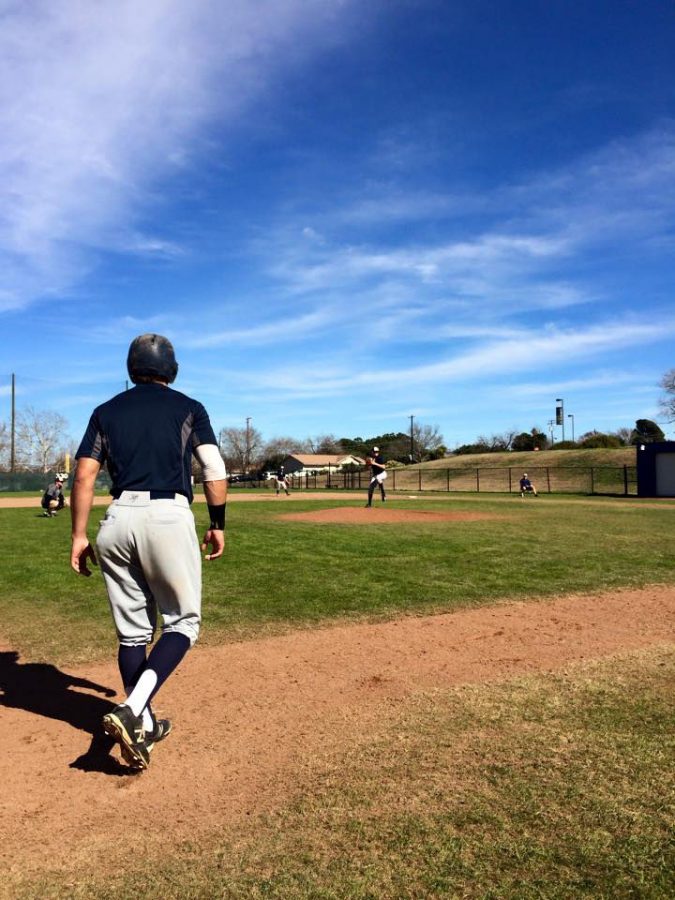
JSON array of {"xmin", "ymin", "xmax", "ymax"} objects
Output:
[{"xmin": 70, "ymin": 334, "xmax": 227, "ymax": 770}]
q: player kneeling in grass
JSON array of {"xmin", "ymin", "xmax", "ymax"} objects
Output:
[{"xmin": 70, "ymin": 334, "xmax": 227, "ymax": 770}]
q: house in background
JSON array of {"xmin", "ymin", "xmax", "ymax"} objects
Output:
[{"xmin": 282, "ymin": 453, "xmax": 365, "ymax": 476}]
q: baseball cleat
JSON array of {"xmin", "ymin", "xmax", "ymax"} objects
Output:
[
  {"xmin": 146, "ymin": 716, "xmax": 172, "ymax": 750},
  {"xmin": 119, "ymin": 741, "xmax": 151, "ymax": 770},
  {"xmin": 102, "ymin": 704, "xmax": 150, "ymax": 770}
]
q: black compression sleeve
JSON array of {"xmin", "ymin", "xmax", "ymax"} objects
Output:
[{"xmin": 207, "ymin": 502, "xmax": 226, "ymax": 530}]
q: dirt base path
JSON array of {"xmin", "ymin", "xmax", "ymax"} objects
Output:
[{"xmin": 1, "ymin": 586, "xmax": 674, "ymax": 882}]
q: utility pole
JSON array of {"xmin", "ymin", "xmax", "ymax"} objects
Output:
[
  {"xmin": 547, "ymin": 419, "xmax": 555, "ymax": 447},
  {"xmin": 245, "ymin": 417, "xmax": 251, "ymax": 473},
  {"xmin": 10, "ymin": 373, "xmax": 16, "ymax": 473},
  {"xmin": 409, "ymin": 415, "xmax": 415, "ymax": 463},
  {"xmin": 568, "ymin": 413, "xmax": 575, "ymax": 443}
]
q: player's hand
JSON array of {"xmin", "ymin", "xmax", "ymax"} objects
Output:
[
  {"xmin": 201, "ymin": 528, "xmax": 225, "ymax": 561},
  {"xmin": 71, "ymin": 537, "xmax": 98, "ymax": 576}
]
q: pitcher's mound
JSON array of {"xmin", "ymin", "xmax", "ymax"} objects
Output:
[{"xmin": 279, "ymin": 507, "xmax": 501, "ymax": 524}]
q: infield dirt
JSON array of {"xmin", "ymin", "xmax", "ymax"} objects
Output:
[
  {"xmin": 278, "ymin": 506, "xmax": 503, "ymax": 523},
  {"xmin": 1, "ymin": 584, "xmax": 674, "ymax": 888}
]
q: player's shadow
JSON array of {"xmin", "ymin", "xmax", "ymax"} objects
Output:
[{"xmin": 0, "ymin": 650, "xmax": 135, "ymax": 776}]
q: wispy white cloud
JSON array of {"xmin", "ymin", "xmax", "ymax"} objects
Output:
[
  {"xmin": 0, "ymin": 0, "xmax": 362, "ymax": 310},
  {"xmin": 270, "ymin": 231, "xmax": 571, "ymax": 293},
  {"xmin": 244, "ymin": 317, "xmax": 675, "ymax": 399},
  {"xmin": 343, "ymin": 122, "xmax": 675, "ymax": 241},
  {"xmin": 497, "ymin": 371, "xmax": 653, "ymax": 399},
  {"xmin": 183, "ymin": 308, "xmax": 339, "ymax": 349},
  {"xmin": 238, "ymin": 123, "xmax": 675, "ymax": 353},
  {"xmin": 369, "ymin": 320, "xmax": 675, "ymax": 389}
]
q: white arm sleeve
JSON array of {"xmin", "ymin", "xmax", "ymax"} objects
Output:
[{"xmin": 194, "ymin": 443, "xmax": 227, "ymax": 481}]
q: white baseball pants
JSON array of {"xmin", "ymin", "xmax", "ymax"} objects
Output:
[{"xmin": 96, "ymin": 491, "xmax": 202, "ymax": 647}]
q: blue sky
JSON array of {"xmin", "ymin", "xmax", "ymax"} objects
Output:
[{"xmin": 1, "ymin": 0, "xmax": 674, "ymax": 450}]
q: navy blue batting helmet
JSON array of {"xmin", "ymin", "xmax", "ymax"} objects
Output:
[{"xmin": 127, "ymin": 333, "xmax": 178, "ymax": 384}]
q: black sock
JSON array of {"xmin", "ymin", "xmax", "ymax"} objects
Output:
[
  {"xmin": 145, "ymin": 632, "xmax": 191, "ymax": 703},
  {"xmin": 118, "ymin": 644, "xmax": 147, "ymax": 691}
]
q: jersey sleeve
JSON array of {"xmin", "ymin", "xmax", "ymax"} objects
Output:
[
  {"xmin": 190, "ymin": 401, "xmax": 218, "ymax": 448},
  {"xmin": 75, "ymin": 410, "xmax": 107, "ymax": 463}
]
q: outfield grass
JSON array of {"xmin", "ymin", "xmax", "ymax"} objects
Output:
[
  {"xmin": 14, "ymin": 648, "xmax": 674, "ymax": 899},
  {"xmin": 1, "ymin": 495, "xmax": 674, "ymax": 663}
]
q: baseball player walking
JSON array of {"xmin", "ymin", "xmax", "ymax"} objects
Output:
[
  {"xmin": 70, "ymin": 334, "xmax": 227, "ymax": 770},
  {"xmin": 365, "ymin": 446, "xmax": 387, "ymax": 507}
]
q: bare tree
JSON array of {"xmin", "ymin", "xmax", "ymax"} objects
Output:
[
  {"xmin": 305, "ymin": 433, "xmax": 340, "ymax": 454},
  {"xmin": 16, "ymin": 406, "xmax": 71, "ymax": 472},
  {"xmin": 0, "ymin": 421, "xmax": 9, "ymax": 470},
  {"xmin": 660, "ymin": 369, "xmax": 675, "ymax": 421},
  {"xmin": 475, "ymin": 430, "xmax": 515, "ymax": 452},
  {"xmin": 265, "ymin": 436, "xmax": 305, "ymax": 457},
  {"xmin": 612, "ymin": 427, "xmax": 633, "ymax": 446},
  {"xmin": 411, "ymin": 422, "xmax": 446, "ymax": 460},
  {"xmin": 219, "ymin": 425, "xmax": 263, "ymax": 473}
]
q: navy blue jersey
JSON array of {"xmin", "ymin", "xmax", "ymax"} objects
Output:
[
  {"xmin": 370, "ymin": 454, "xmax": 385, "ymax": 476},
  {"xmin": 76, "ymin": 383, "xmax": 217, "ymax": 502}
]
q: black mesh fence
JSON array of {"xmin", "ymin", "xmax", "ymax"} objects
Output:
[
  {"xmin": 0, "ymin": 471, "xmax": 112, "ymax": 493},
  {"xmin": 0, "ymin": 465, "xmax": 637, "ymax": 496},
  {"xmin": 287, "ymin": 465, "xmax": 637, "ymax": 496}
]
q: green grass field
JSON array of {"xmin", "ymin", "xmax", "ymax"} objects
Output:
[
  {"xmin": 2, "ymin": 493, "xmax": 674, "ymax": 898},
  {"xmin": 1, "ymin": 494, "xmax": 674, "ymax": 663}
]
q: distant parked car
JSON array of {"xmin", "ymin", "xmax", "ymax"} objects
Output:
[{"xmin": 228, "ymin": 473, "xmax": 259, "ymax": 484}]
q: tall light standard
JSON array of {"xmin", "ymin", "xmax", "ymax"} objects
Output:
[
  {"xmin": 568, "ymin": 413, "xmax": 575, "ymax": 443},
  {"xmin": 245, "ymin": 417, "xmax": 252, "ymax": 473},
  {"xmin": 556, "ymin": 398, "xmax": 565, "ymax": 442},
  {"xmin": 409, "ymin": 414, "xmax": 415, "ymax": 463},
  {"xmin": 10, "ymin": 373, "xmax": 16, "ymax": 473},
  {"xmin": 547, "ymin": 419, "xmax": 555, "ymax": 447}
]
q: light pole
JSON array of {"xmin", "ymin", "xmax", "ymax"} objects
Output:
[
  {"xmin": 568, "ymin": 413, "xmax": 575, "ymax": 443},
  {"xmin": 10, "ymin": 373, "xmax": 16, "ymax": 473},
  {"xmin": 556, "ymin": 398, "xmax": 565, "ymax": 442},
  {"xmin": 547, "ymin": 419, "xmax": 555, "ymax": 447},
  {"xmin": 409, "ymin": 414, "xmax": 415, "ymax": 463},
  {"xmin": 245, "ymin": 417, "xmax": 251, "ymax": 473}
]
